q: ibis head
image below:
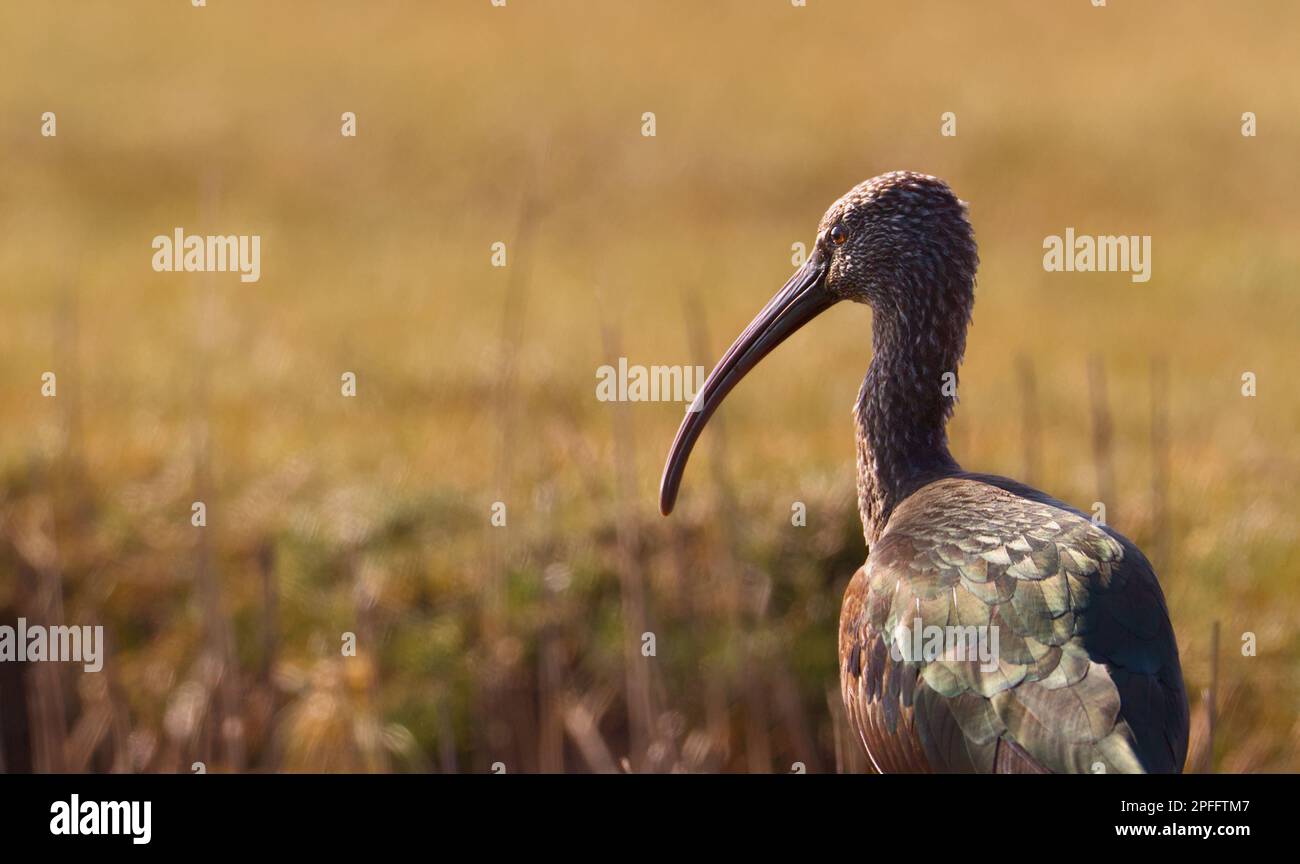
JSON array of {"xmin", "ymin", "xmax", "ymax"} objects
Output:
[{"xmin": 659, "ymin": 171, "xmax": 978, "ymax": 516}]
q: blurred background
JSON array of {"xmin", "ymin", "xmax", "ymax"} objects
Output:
[{"xmin": 0, "ymin": 0, "xmax": 1296, "ymax": 773}]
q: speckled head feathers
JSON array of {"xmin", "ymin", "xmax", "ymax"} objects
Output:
[{"xmin": 815, "ymin": 171, "xmax": 978, "ymax": 326}]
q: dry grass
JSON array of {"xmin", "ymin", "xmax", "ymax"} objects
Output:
[{"xmin": 0, "ymin": 0, "xmax": 1296, "ymax": 772}]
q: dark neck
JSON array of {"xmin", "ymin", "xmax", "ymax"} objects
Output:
[{"xmin": 854, "ymin": 308, "xmax": 964, "ymax": 544}]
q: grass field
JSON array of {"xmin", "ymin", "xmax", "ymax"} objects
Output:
[{"xmin": 0, "ymin": 1, "xmax": 1297, "ymax": 772}]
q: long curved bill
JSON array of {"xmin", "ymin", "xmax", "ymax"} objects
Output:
[{"xmin": 659, "ymin": 254, "xmax": 835, "ymax": 515}]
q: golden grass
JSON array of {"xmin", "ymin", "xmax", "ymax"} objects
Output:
[{"xmin": 0, "ymin": 0, "xmax": 1296, "ymax": 772}]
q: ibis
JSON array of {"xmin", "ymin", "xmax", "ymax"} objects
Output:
[{"xmin": 659, "ymin": 172, "xmax": 1188, "ymax": 773}]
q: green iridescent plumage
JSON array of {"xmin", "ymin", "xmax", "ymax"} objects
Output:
[{"xmin": 840, "ymin": 475, "xmax": 1187, "ymax": 774}]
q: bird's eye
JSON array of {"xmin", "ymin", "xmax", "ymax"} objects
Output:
[{"xmin": 829, "ymin": 224, "xmax": 848, "ymax": 246}]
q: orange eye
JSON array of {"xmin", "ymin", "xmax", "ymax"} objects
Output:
[{"xmin": 830, "ymin": 224, "xmax": 848, "ymax": 245}]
